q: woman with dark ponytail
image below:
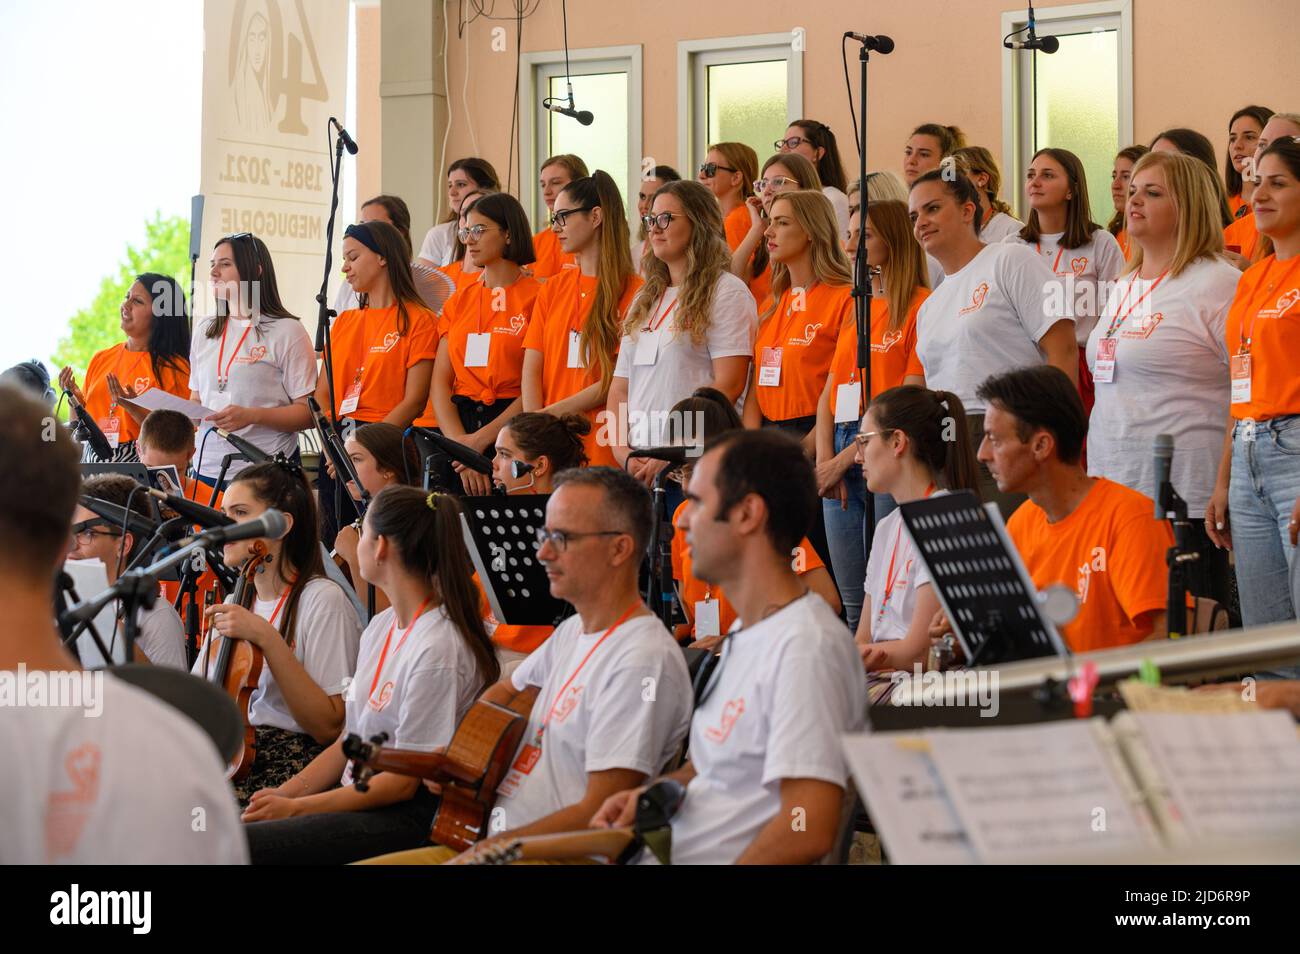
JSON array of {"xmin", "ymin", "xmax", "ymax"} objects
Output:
[
  {"xmin": 853, "ymin": 385, "xmax": 980, "ymax": 675},
  {"xmin": 522, "ymin": 171, "xmax": 641, "ymax": 468},
  {"xmin": 242, "ymin": 486, "xmax": 499, "ymax": 864},
  {"xmin": 195, "ymin": 459, "xmax": 363, "ymax": 806}
]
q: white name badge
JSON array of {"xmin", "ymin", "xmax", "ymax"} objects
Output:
[
  {"xmin": 1092, "ymin": 337, "xmax": 1117, "ymax": 384},
  {"xmin": 465, "ymin": 332, "xmax": 492, "ymax": 368},
  {"xmin": 99, "ymin": 416, "xmax": 121, "ymax": 450},
  {"xmin": 338, "ymin": 381, "xmax": 362, "ymax": 416},
  {"xmin": 633, "ymin": 328, "xmax": 661, "ymax": 366},
  {"xmin": 567, "ymin": 330, "xmax": 584, "ymax": 369},
  {"xmin": 695, "ymin": 598, "xmax": 721, "ymax": 638},
  {"xmin": 1230, "ymin": 353, "xmax": 1252, "ymax": 404},
  {"xmin": 834, "ymin": 382, "xmax": 862, "ymax": 424},
  {"xmin": 758, "ymin": 346, "xmax": 782, "ymax": 388}
]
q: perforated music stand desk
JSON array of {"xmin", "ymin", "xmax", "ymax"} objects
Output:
[
  {"xmin": 460, "ymin": 494, "xmax": 573, "ymax": 628},
  {"xmin": 897, "ymin": 491, "xmax": 1070, "ymax": 667}
]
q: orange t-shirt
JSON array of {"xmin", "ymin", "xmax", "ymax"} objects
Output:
[
  {"xmin": 1229, "ymin": 193, "xmax": 1247, "ymax": 219},
  {"xmin": 723, "ymin": 204, "xmax": 751, "ymax": 251},
  {"xmin": 438, "ymin": 260, "xmax": 482, "ymax": 293},
  {"xmin": 1223, "ymin": 211, "xmax": 1260, "ymax": 260},
  {"xmin": 1116, "ymin": 229, "xmax": 1135, "ymax": 262},
  {"xmin": 83, "ymin": 344, "xmax": 191, "ymax": 445},
  {"xmin": 523, "ymin": 268, "xmax": 643, "ymax": 467},
  {"xmin": 440, "ymin": 275, "xmax": 542, "ymax": 404},
  {"xmin": 747, "ymin": 264, "xmax": 772, "ymax": 309},
  {"xmin": 327, "ymin": 304, "xmax": 439, "ymax": 423},
  {"xmin": 826, "ymin": 288, "xmax": 928, "ymax": 418},
  {"xmin": 159, "ymin": 477, "xmax": 224, "ymax": 614},
  {"xmin": 754, "ymin": 283, "xmax": 848, "ymax": 421},
  {"xmin": 1006, "ymin": 477, "xmax": 1173, "ymax": 654},
  {"xmin": 1225, "ymin": 253, "xmax": 1300, "ymax": 421},
  {"xmin": 473, "ymin": 570, "xmax": 552, "ymax": 654},
  {"xmin": 530, "ymin": 229, "xmax": 575, "ymax": 280}
]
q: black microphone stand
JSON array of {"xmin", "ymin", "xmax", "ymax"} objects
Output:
[
  {"xmin": 207, "ymin": 452, "xmax": 249, "ymax": 507},
  {"xmin": 1159, "ymin": 479, "xmax": 1196, "ymax": 639},
  {"xmin": 646, "ymin": 467, "xmax": 675, "ymax": 630}
]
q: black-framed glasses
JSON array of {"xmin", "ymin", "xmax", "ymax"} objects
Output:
[
  {"xmin": 774, "ymin": 136, "xmax": 810, "ymax": 150},
  {"xmin": 698, "ymin": 162, "xmax": 737, "ymax": 178},
  {"xmin": 71, "ymin": 518, "xmax": 122, "ymax": 545},
  {"xmin": 642, "ymin": 212, "xmax": 683, "ymax": 232},
  {"xmin": 754, "ymin": 175, "xmax": 799, "ymax": 193},
  {"xmin": 549, "ymin": 206, "xmax": 595, "ymax": 229},
  {"xmin": 535, "ymin": 527, "xmax": 626, "ymax": 553},
  {"xmin": 457, "ymin": 224, "xmax": 503, "ymax": 242}
]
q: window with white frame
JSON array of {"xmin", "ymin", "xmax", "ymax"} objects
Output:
[
  {"xmin": 520, "ymin": 46, "xmax": 641, "ymax": 231},
  {"xmin": 1002, "ymin": 1, "xmax": 1133, "ymax": 225},
  {"xmin": 678, "ymin": 34, "xmax": 803, "ymax": 179}
]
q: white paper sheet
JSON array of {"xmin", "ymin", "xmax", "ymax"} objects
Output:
[
  {"xmin": 62, "ymin": 559, "xmax": 121, "ymax": 668},
  {"xmin": 130, "ymin": 388, "xmax": 216, "ymax": 421}
]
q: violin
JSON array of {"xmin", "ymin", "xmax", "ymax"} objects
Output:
[{"xmin": 202, "ymin": 540, "xmax": 270, "ymax": 781}]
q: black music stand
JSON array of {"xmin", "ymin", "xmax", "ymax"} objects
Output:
[
  {"xmin": 898, "ymin": 491, "xmax": 1070, "ymax": 666},
  {"xmin": 460, "ymin": 495, "xmax": 573, "ymax": 628}
]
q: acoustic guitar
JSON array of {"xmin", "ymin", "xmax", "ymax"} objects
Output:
[{"xmin": 342, "ymin": 686, "xmax": 539, "ymax": 851}]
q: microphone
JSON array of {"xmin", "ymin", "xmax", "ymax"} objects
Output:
[
  {"xmin": 330, "ymin": 117, "xmax": 359, "ymax": 154},
  {"xmin": 843, "ymin": 33, "xmax": 895, "ymax": 53},
  {"xmin": 146, "ymin": 488, "xmax": 234, "ymax": 529},
  {"xmin": 626, "ymin": 445, "xmax": 698, "ymax": 466},
  {"xmin": 216, "ymin": 427, "xmax": 271, "ymax": 463},
  {"xmin": 1154, "ymin": 433, "xmax": 1174, "ymax": 519},
  {"xmin": 66, "ymin": 391, "xmax": 114, "ymax": 461},
  {"xmin": 79, "ymin": 494, "xmax": 159, "ymax": 540},
  {"xmin": 1004, "ymin": 34, "xmax": 1060, "ymax": 52},
  {"xmin": 543, "ymin": 100, "xmax": 594, "ymax": 126},
  {"xmin": 406, "ymin": 426, "xmax": 494, "ymax": 476},
  {"xmin": 180, "ymin": 509, "xmax": 288, "ymax": 548}
]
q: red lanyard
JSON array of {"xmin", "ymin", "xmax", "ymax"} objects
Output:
[
  {"xmin": 1103, "ymin": 270, "xmax": 1168, "ymax": 338},
  {"xmin": 1238, "ymin": 257, "xmax": 1300, "ymax": 353},
  {"xmin": 217, "ymin": 320, "xmax": 255, "ymax": 389},
  {"xmin": 368, "ymin": 597, "xmax": 432, "ymax": 701},
  {"xmin": 1036, "ymin": 241, "xmax": 1066, "ymax": 275},
  {"xmin": 876, "ymin": 486, "xmax": 933, "ymax": 622},
  {"xmin": 647, "ymin": 292, "xmax": 678, "ymax": 333},
  {"xmin": 540, "ymin": 602, "xmax": 640, "ymax": 734}
]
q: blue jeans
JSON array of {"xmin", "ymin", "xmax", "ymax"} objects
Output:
[
  {"xmin": 1229, "ymin": 416, "xmax": 1300, "ymax": 630},
  {"xmin": 824, "ymin": 422, "xmax": 868, "ymax": 633}
]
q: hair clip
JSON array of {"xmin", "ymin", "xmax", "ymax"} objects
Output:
[
  {"xmin": 426, "ymin": 492, "xmax": 440, "ymax": 511},
  {"xmin": 272, "ymin": 452, "xmax": 304, "ymax": 479}
]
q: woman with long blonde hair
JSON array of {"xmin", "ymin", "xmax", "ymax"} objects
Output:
[
  {"xmin": 607, "ymin": 180, "xmax": 756, "ymax": 502},
  {"xmin": 522, "ymin": 170, "xmax": 642, "ymax": 467}
]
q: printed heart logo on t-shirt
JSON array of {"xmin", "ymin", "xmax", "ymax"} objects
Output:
[
  {"xmin": 551, "ymin": 684, "xmax": 582, "ymax": 723},
  {"xmin": 64, "ymin": 743, "xmax": 101, "ymax": 794},
  {"xmin": 508, "ymin": 314, "xmax": 527, "ymax": 336},
  {"xmin": 1071, "ymin": 256, "xmax": 1089, "ymax": 276},
  {"xmin": 959, "ymin": 283, "xmax": 989, "ymax": 316},
  {"xmin": 788, "ymin": 322, "xmax": 823, "ymax": 347},
  {"xmin": 133, "ymin": 376, "xmax": 151, "ymax": 394},
  {"xmin": 369, "ymin": 681, "xmax": 394, "ymax": 711},
  {"xmin": 43, "ymin": 743, "xmax": 102, "ymax": 861},
  {"xmin": 381, "ymin": 331, "xmax": 400, "ymax": 351},
  {"xmin": 872, "ymin": 329, "xmax": 903, "ymax": 353},
  {"xmin": 245, "ymin": 344, "xmax": 268, "ymax": 363},
  {"xmin": 1276, "ymin": 288, "xmax": 1300, "ymax": 317},
  {"xmin": 703, "ymin": 697, "xmax": 745, "ymax": 743},
  {"xmin": 1124, "ymin": 311, "xmax": 1164, "ymax": 338}
]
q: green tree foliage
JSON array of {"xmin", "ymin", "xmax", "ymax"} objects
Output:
[{"xmin": 52, "ymin": 213, "xmax": 192, "ymax": 381}]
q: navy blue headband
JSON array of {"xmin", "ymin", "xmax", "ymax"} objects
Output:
[{"xmin": 344, "ymin": 222, "xmax": 382, "ymax": 255}]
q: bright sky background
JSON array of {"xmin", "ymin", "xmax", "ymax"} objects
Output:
[{"xmin": 0, "ymin": 0, "xmax": 355, "ymax": 375}]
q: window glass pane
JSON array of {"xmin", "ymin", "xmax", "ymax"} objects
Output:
[
  {"xmin": 706, "ymin": 60, "xmax": 786, "ymax": 161},
  {"xmin": 547, "ymin": 72, "xmax": 628, "ymax": 213},
  {"xmin": 1033, "ymin": 29, "xmax": 1119, "ymax": 227}
]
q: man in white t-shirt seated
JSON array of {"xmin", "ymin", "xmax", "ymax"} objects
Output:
[
  {"xmin": 360, "ymin": 466, "xmax": 693, "ymax": 864},
  {"xmin": 67, "ymin": 472, "xmax": 187, "ymax": 669},
  {"xmin": 594, "ymin": 429, "xmax": 867, "ymax": 864},
  {"xmin": 0, "ymin": 385, "xmax": 247, "ymax": 863}
]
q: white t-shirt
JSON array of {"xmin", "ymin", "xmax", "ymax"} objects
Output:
[
  {"xmin": 188, "ymin": 316, "xmax": 318, "ymax": 480},
  {"xmin": 915, "ymin": 243, "xmax": 1065, "ymax": 412},
  {"xmin": 613, "ymin": 272, "xmax": 757, "ymax": 447},
  {"xmin": 980, "ymin": 211, "xmax": 1023, "ymax": 245},
  {"xmin": 418, "ymin": 221, "xmax": 456, "ymax": 267},
  {"xmin": 863, "ymin": 491, "xmax": 943, "ymax": 643},
  {"xmin": 1003, "ymin": 228, "xmax": 1127, "ymax": 343},
  {"xmin": 822, "ymin": 186, "xmax": 851, "ymax": 239},
  {"xmin": 631, "ymin": 238, "xmax": 649, "ymax": 276},
  {"xmin": 926, "ymin": 253, "xmax": 946, "ymax": 290},
  {"xmin": 641, "ymin": 593, "xmax": 866, "ymax": 865},
  {"xmin": 339, "ymin": 603, "xmax": 485, "ymax": 786},
  {"xmin": 0, "ymin": 673, "xmax": 247, "ymax": 863},
  {"xmin": 191, "ymin": 577, "xmax": 362, "ymax": 734},
  {"xmin": 1085, "ymin": 256, "xmax": 1239, "ymax": 518},
  {"xmin": 135, "ymin": 598, "xmax": 187, "ymax": 670},
  {"xmin": 493, "ymin": 612, "xmax": 692, "ymax": 833}
]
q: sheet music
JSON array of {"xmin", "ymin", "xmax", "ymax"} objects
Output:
[
  {"xmin": 928, "ymin": 720, "xmax": 1160, "ymax": 862},
  {"xmin": 130, "ymin": 388, "xmax": 215, "ymax": 421},
  {"xmin": 1118, "ymin": 679, "xmax": 1255, "ymax": 714},
  {"xmin": 843, "ymin": 733, "xmax": 978, "ymax": 865},
  {"xmin": 1131, "ymin": 711, "xmax": 1300, "ymax": 839}
]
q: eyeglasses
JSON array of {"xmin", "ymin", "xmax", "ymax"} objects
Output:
[
  {"xmin": 853, "ymin": 428, "xmax": 895, "ymax": 448},
  {"xmin": 535, "ymin": 527, "xmax": 626, "ymax": 553},
  {"xmin": 754, "ymin": 176, "xmax": 799, "ymax": 193},
  {"xmin": 457, "ymin": 224, "xmax": 503, "ymax": 243},
  {"xmin": 698, "ymin": 162, "xmax": 737, "ymax": 178},
  {"xmin": 549, "ymin": 206, "xmax": 594, "ymax": 229},
  {"xmin": 71, "ymin": 519, "xmax": 122, "ymax": 545},
  {"xmin": 774, "ymin": 136, "xmax": 810, "ymax": 150},
  {"xmin": 641, "ymin": 212, "xmax": 683, "ymax": 232}
]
